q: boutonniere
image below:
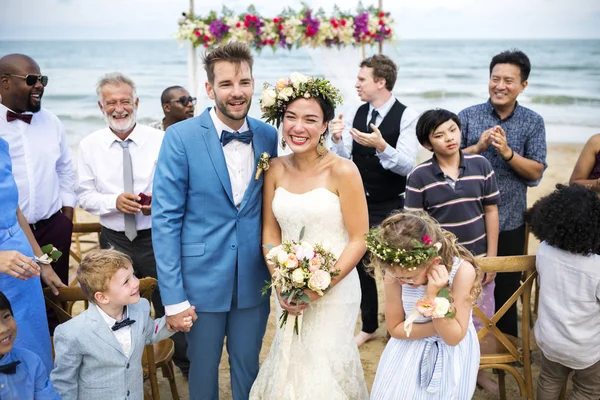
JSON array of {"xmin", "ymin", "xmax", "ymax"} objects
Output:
[
  {"xmin": 255, "ymin": 152, "xmax": 271, "ymax": 180},
  {"xmin": 35, "ymin": 244, "xmax": 63, "ymax": 265}
]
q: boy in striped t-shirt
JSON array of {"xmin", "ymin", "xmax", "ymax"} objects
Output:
[{"xmin": 405, "ymin": 108, "xmax": 501, "ymax": 392}]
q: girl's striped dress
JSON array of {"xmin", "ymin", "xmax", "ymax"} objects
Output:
[{"xmin": 370, "ymin": 257, "xmax": 480, "ymax": 400}]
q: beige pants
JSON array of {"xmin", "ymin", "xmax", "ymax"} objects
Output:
[{"xmin": 537, "ymin": 353, "xmax": 600, "ymax": 400}]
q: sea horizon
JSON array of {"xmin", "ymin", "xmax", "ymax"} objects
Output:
[{"xmin": 1, "ymin": 38, "xmax": 598, "ymax": 150}]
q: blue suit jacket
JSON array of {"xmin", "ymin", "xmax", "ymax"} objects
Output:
[{"xmin": 152, "ymin": 108, "xmax": 278, "ymax": 312}]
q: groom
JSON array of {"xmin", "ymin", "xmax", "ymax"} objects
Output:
[{"xmin": 152, "ymin": 41, "xmax": 278, "ymax": 399}]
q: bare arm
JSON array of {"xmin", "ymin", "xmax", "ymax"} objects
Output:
[
  {"xmin": 384, "ymin": 275, "xmax": 437, "ymax": 340},
  {"xmin": 261, "ymin": 159, "xmax": 283, "ymax": 275},
  {"xmin": 570, "ymin": 134, "xmax": 600, "ymax": 193},
  {"xmin": 330, "ymin": 159, "xmax": 369, "ymax": 287},
  {"xmin": 17, "ymin": 207, "xmax": 66, "ymax": 293},
  {"xmin": 431, "ymin": 261, "xmax": 477, "ymax": 346},
  {"xmin": 483, "ymin": 204, "xmax": 499, "ymax": 285}
]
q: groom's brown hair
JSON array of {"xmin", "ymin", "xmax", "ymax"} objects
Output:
[{"xmin": 202, "ymin": 41, "xmax": 254, "ymax": 85}]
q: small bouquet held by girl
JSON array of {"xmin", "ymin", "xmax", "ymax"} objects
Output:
[{"xmin": 262, "ymin": 227, "xmax": 339, "ymax": 334}]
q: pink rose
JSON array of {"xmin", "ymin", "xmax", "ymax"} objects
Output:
[
  {"xmin": 308, "ymin": 256, "xmax": 322, "ymax": 272},
  {"xmin": 307, "ymin": 270, "xmax": 331, "ymax": 295},
  {"xmin": 415, "ymin": 298, "xmax": 436, "ymax": 317},
  {"xmin": 294, "ymin": 245, "xmax": 305, "ymax": 261},
  {"xmin": 285, "ymin": 254, "xmax": 298, "ymax": 269}
]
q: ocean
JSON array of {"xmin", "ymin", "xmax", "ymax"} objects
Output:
[{"xmin": 1, "ymin": 39, "xmax": 599, "ymax": 151}]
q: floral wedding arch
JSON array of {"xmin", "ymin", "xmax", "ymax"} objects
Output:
[{"xmin": 176, "ymin": 4, "xmax": 395, "ymax": 51}]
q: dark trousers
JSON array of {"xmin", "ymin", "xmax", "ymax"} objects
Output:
[
  {"xmin": 494, "ymin": 224, "xmax": 527, "ymax": 337},
  {"xmin": 100, "ymin": 227, "xmax": 190, "ymax": 375},
  {"xmin": 31, "ymin": 210, "xmax": 73, "ymax": 334},
  {"xmin": 358, "ymin": 196, "xmax": 404, "ymax": 334}
]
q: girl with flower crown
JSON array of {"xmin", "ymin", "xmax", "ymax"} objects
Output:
[
  {"xmin": 368, "ymin": 211, "xmax": 481, "ymax": 399},
  {"xmin": 249, "ymin": 73, "xmax": 369, "ymax": 399}
]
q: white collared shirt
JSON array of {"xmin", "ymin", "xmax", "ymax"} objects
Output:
[
  {"xmin": 209, "ymin": 107, "xmax": 254, "ymax": 208},
  {"xmin": 97, "ymin": 305, "xmax": 133, "ymax": 358},
  {"xmin": 0, "ymin": 103, "xmax": 76, "ymax": 223},
  {"xmin": 330, "ymin": 95, "xmax": 420, "ymax": 177},
  {"xmin": 76, "ymin": 124, "xmax": 164, "ymax": 232},
  {"xmin": 164, "ymin": 108, "xmax": 254, "ymax": 317}
]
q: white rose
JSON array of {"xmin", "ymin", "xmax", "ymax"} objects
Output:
[
  {"xmin": 277, "ymin": 251, "xmax": 289, "ymax": 265},
  {"xmin": 307, "ymin": 269, "xmax": 331, "ymax": 295},
  {"xmin": 300, "ymin": 241, "xmax": 314, "ymax": 260},
  {"xmin": 291, "ymin": 268, "xmax": 306, "ymax": 284},
  {"xmin": 433, "ymin": 297, "xmax": 450, "ymax": 317},
  {"xmin": 265, "ymin": 245, "xmax": 282, "ymax": 264},
  {"xmin": 261, "ymin": 88, "xmax": 277, "ymax": 108},
  {"xmin": 280, "ymin": 86, "xmax": 294, "ymax": 101},
  {"xmin": 289, "ymin": 72, "xmax": 309, "ymax": 88}
]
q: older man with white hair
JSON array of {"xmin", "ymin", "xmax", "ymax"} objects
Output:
[{"xmin": 75, "ymin": 72, "xmax": 190, "ymax": 376}]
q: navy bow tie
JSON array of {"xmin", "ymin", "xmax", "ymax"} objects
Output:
[
  {"xmin": 221, "ymin": 130, "xmax": 253, "ymax": 146},
  {"xmin": 0, "ymin": 360, "xmax": 21, "ymax": 374},
  {"xmin": 112, "ymin": 317, "xmax": 136, "ymax": 331}
]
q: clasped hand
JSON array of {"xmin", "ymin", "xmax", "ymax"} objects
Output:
[
  {"xmin": 277, "ymin": 288, "xmax": 321, "ymax": 316},
  {"xmin": 166, "ymin": 306, "xmax": 197, "ymax": 332}
]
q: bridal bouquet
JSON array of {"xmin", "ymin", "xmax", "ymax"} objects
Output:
[{"xmin": 262, "ymin": 227, "xmax": 339, "ymax": 334}]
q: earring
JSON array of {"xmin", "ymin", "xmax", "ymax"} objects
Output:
[
  {"xmin": 317, "ymin": 134, "xmax": 327, "ymax": 156},
  {"xmin": 281, "ymin": 137, "xmax": 287, "ymax": 149}
]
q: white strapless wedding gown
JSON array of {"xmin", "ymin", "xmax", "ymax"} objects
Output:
[{"xmin": 250, "ymin": 187, "xmax": 369, "ymax": 400}]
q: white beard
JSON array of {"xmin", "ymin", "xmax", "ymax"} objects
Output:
[{"xmin": 104, "ymin": 108, "xmax": 137, "ymax": 134}]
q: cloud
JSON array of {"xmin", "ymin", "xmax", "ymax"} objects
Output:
[{"xmin": 0, "ymin": 0, "xmax": 599, "ymax": 39}]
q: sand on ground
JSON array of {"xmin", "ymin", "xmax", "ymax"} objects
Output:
[{"xmin": 70, "ymin": 142, "xmax": 584, "ymax": 399}]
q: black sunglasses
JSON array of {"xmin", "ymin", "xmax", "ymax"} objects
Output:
[
  {"xmin": 168, "ymin": 96, "xmax": 196, "ymax": 106},
  {"xmin": 6, "ymin": 74, "xmax": 49, "ymax": 87}
]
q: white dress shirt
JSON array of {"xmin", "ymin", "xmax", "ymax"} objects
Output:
[
  {"xmin": 165, "ymin": 108, "xmax": 254, "ymax": 316},
  {"xmin": 0, "ymin": 103, "xmax": 76, "ymax": 223},
  {"xmin": 210, "ymin": 107, "xmax": 254, "ymax": 208},
  {"xmin": 330, "ymin": 95, "xmax": 420, "ymax": 177},
  {"xmin": 534, "ymin": 241, "xmax": 600, "ymax": 369},
  {"xmin": 97, "ymin": 305, "xmax": 133, "ymax": 358},
  {"xmin": 76, "ymin": 124, "xmax": 164, "ymax": 232}
]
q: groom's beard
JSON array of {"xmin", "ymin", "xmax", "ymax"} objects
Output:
[{"xmin": 215, "ymin": 95, "xmax": 252, "ymax": 123}]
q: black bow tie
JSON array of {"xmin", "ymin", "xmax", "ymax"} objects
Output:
[
  {"xmin": 0, "ymin": 360, "xmax": 21, "ymax": 374},
  {"xmin": 112, "ymin": 317, "xmax": 135, "ymax": 331},
  {"xmin": 6, "ymin": 110, "xmax": 32, "ymax": 124},
  {"xmin": 221, "ymin": 130, "xmax": 253, "ymax": 146}
]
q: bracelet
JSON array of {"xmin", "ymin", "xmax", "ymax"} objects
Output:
[{"xmin": 503, "ymin": 148, "xmax": 514, "ymax": 162}]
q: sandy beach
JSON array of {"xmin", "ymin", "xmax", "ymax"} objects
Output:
[{"xmin": 72, "ymin": 141, "xmax": 585, "ymax": 399}]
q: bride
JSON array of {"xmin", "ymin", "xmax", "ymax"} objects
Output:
[{"xmin": 249, "ymin": 74, "xmax": 369, "ymax": 399}]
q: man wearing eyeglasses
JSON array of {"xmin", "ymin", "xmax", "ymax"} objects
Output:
[
  {"xmin": 0, "ymin": 54, "xmax": 72, "ymax": 296},
  {"xmin": 149, "ymin": 86, "xmax": 196, "ymax": 131}
]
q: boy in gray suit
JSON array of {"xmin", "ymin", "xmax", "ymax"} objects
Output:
[{"xmin": 50, "ymin": 249, "xmax": 193, "ymax": 400}]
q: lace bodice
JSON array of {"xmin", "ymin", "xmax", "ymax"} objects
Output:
[{"xmin": 272, "ymin": 187, "xmax": 348, "ymax": 258}]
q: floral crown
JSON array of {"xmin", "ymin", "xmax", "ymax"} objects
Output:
[
  {"xmin": 260, "ymin": 72, "xmax": 343, "ymax": 126},
  {"xmin": 366, "ymin": 229, "xmax": 442, "ymax": 270}
]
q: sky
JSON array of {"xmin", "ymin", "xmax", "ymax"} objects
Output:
[{"xmin": 2, "ymin": 0, "xmax": 600, "ymax": 40}]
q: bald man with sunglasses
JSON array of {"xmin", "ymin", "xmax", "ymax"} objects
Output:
[
  {"xmin": 149, "ymin": 86, "xmax": 196, "ymax": 131},
  {"xmin": 0, "ymin": 54, "xmax": 72, "ymax": 305}
]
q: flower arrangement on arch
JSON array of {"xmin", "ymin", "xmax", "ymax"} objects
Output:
[
  {"xmin": 260, "ymin": 72, "xmax": 343, "ymax": 127},
  {"xmin": 176, "ymin": 4, "xmax": 394, "ymax": 51},
  {"xmin": 262, "ymin": 227, "xmax": 339, "ymax": 334}
]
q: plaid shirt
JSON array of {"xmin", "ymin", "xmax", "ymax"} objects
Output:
[{"xmin": 459, "ymin": 100, "xmax": 547, "ymax": 231}]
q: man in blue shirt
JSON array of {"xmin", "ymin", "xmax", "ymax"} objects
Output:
[{"xmin": 459, "ymin": 49, "xmax": 547, "ymax": 338}]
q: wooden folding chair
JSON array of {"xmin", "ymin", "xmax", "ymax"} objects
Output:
[{"xmin": 475, "ymin": 255, "xmax": 537, "ymax": 400}]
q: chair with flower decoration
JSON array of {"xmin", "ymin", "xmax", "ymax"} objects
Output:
[{"xmin": 475, "ymin": 255, "xmax": 537, "ymax": 400}]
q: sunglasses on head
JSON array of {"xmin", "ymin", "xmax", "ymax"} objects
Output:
[
  {"xmin": 6, "ymin": 74, "xmax": 49, "ymax": 87},
  {"xmin": 168, "ymin": 96, "xmax": 196, "ymax": 106}
]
